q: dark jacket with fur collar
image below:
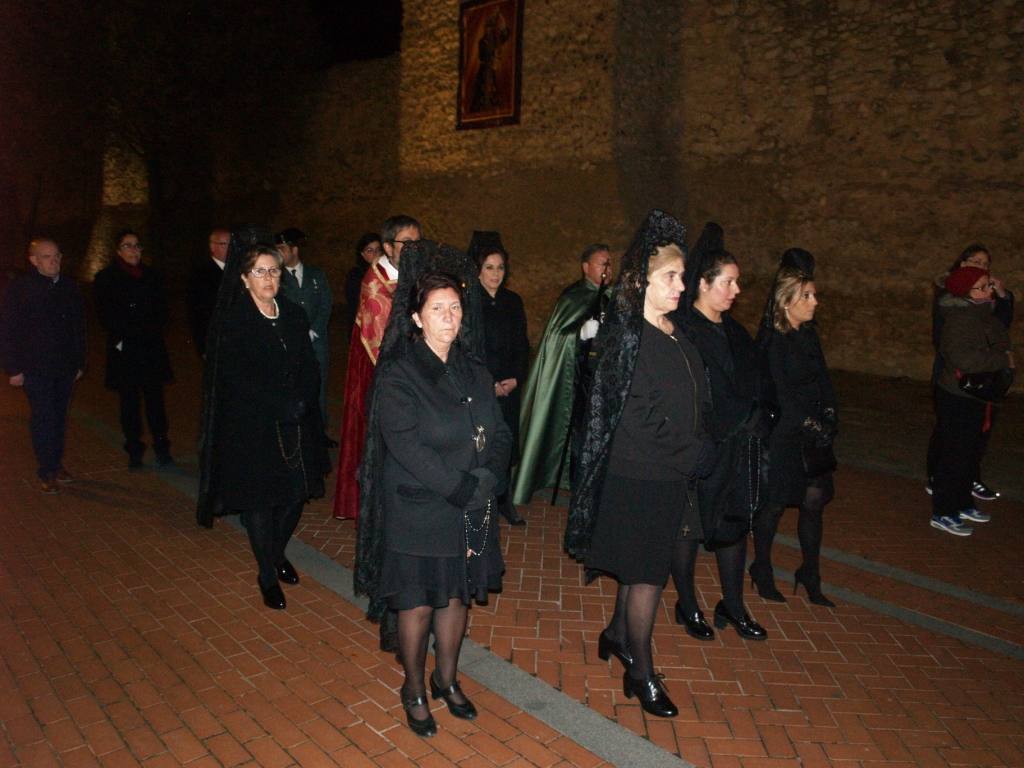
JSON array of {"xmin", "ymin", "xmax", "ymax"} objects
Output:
[{"xmin": 937, "ymin": 294, "xmax": 1012, "ymax": 399}]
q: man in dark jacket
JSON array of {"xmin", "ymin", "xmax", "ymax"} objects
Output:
[
  {"xmin": 276, "ymin": 227, "xmax": 333, "ymax": 438},
  {"xmin": 94, "ymin": 229, "xmax": 174, "ymax": 468},
  {"xmin": 0, "ymin": 237, "xmax": 85, "ymax": 493},
  {"xmin": 186, "ymin": 228, "xmax": 229, "ymax": 357}
]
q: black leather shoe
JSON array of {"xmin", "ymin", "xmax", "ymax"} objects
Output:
[
  {"xmin": 504, "ymin": 511, "xmax": 527, "ymax": 526},
  {"xmin": 623, "ymin": 671, "xmax": 678, "ymax": 718},
  {"xmin": 401, "ymin": 692, "xmax": 437, "ymax": 737},
  {"xmin": 430, "ymin": 673, "xmax": 477, "ymax": 720},
  {"xmin": 597, "ymin": 630, "xmax": 633, "ymax": 669},
  {"xmin": 259, "ymin": 581, "xmax": 286, "ymax": 610},
  {"xmin": 793, "ymin": 566, "xmax": 836, "ymax": 608},
  {"xmin": 277, "ymin": 559, "xmax": 300, "ymax": 585},
  {"xmin": 324, "ymin": 434, "xmax": 339, "ymax": 449},
  {"xmin": 674, "ymin": 602, "xmax": 714, "ymax": 641},
  {"xmin": 713, "ymin": 600, "xmax": 767, "ymax": 640}
]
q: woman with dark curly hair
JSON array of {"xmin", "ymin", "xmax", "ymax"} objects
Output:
[{"xmin": 568, "ymin": 210, "xmax": 712, "ymax": 719}]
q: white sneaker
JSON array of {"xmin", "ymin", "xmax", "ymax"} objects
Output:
[
  {"xmin": 958, "ymin": 508, "xmax": 991, "ymax": 523},
  {"xmin": 930, "ymin": 515, "xmax": 973, "ymax": 536}
]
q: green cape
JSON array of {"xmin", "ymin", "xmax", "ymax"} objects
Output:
[{"xmin": 511, "ymin": 279, "xmax": 602, "ymax": 504}]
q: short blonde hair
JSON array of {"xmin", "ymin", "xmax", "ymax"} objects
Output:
[
  {"xmin": 648, "ymin": 243, "xmax": 684, "ymax": 276},
  {"xmin": 772, "ymin": 268, "xmax": 812, "ymax": 333}
]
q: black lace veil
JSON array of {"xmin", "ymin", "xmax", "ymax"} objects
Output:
[
  {"xmin": 756, "ymin": 247, "xmax": 816, "ymax": 349},
  {"xmin": 197, "ymin": 225, "xmax": 275, "ymax": 528},
  {"xmin": 353, "ymin": 240, "xmax": 485, "ymax": 621},
  {"xmin": 564, "ymin": 209, "xmax": 687, "ymax": 559},
  {"xmin": 682, "ymin": 222, "xmax": 725, "ymax": 310}
]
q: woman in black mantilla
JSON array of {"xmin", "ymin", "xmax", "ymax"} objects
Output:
[
  {"xmin": 567, "ymin": 210, "xmax": 713, "ymax": 719},
  {"xmin": 752, "ymin": 256, "xmax": 838, "ymax": 607},
  {"xmin": 671, "ymin": 223, "xmax": 767, "ymax": 641},
  {"xmin": 469, "ymin": 230, "xmax": 529, "ymax": 526},
  {"xmin": 196, "ymin": 233, "xmax": 328, "ymax": 611},
  {"xmin": 354, "ymin": 252, "xmax": 510, "ymax": 738}
]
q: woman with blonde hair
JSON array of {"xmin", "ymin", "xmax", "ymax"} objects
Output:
[{"xmin": 751, "ymin": 264, "xmax": 838, "ymax": 607}]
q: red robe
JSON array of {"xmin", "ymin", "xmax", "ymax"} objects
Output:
[{"xmin": 332, "ymin": 261, "xmax": 396, "ymax": 520}]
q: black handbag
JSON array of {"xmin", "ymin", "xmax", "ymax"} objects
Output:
[
  {"xmin": 801, "ymin": 432, "xmax": 837, "ymax": 478},
  {"xmin": 957, "ymin": 368, "xmax": 1014, "ymax": 402}
]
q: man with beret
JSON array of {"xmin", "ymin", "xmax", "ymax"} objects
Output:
[
  {"xmin": 0, "ymin": 237, "xmax": 85, "ymax": 493},
  {"xmin": 276, "ymin": 227, "xmax": 334, "ymax": 443}
]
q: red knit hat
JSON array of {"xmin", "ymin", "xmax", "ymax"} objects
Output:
[{"xmin": 945, "ymin": 266, "xmax": 988, "ymax": 297}]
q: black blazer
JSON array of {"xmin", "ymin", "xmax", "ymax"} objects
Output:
[
  {"xmin": 214, "ymin": 294, "xmax": 327, "ymax": 510},
  {"xmin": 763, "ymin": 325, "xmax": 837, "ymax": 505},
  {"xmin": 0, "ymin": 271, "xmax": 85, "ymax": 378},
  {"xmin": 93, "ymin": 262, "xmax": 173, "ymax": 389},
  {"xmin": 378, "ymin": 339, "xmax": 512, "ymax": 557},
  {"xmin": 186, "ymin": 257, "xmax": 224, "ymax": 357}
]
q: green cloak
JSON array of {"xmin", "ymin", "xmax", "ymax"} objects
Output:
[{"xmin": 511, "ymin": 279, "xmax": 603, "ymax": 504}]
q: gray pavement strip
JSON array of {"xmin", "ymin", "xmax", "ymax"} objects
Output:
[
  {"xmin": 70, "ymin": 407, "xmax": 691, "ymax": 767},
  {"xmin": 774, "ymin": 533, "xmax": 1024, "ymax": 619}
]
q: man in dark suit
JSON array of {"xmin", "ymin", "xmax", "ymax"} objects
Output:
[
  {"xmin": 187, "ymin": 228, "xmax": 229, "ymax": 357},
  {"xmin": 0, "ymin": 237, "xmax": 86, "ymax": 493},
  {"xmin": 275, "ymin": 228, "xmax": 334, "ymax": 441}
]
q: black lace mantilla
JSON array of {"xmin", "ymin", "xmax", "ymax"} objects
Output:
[
  {"xmin": 353, "ymin": 240, "xmax": 486, "ymax": 622},
  {"xmin": 564, "ymin": 209, "xmax": 688, "ymax": 561}
]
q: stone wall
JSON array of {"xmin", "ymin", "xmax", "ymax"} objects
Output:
[{"xmin": 213, "ymin": 0, "xmax": 1023, "ymax": 379}]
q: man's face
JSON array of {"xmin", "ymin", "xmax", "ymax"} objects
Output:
[
  {"xmin": 383, "ymin": 225, "xmax": 421, "ymax": 266},
  {"xmin": 582, "ymin": 249, "xmax": 612, "ymax": 287},
  {"xmin": 277, "ymin": 243, "xmax": 300, "ymax": 268},
  {"xmin": 209, "ymin": 231, "xmax": 229, "ymax": 263},
  {"xmin": 29, "ymin": 241, "xmax": 62, "ymax": 278},
  {"xmin": 117, "ymin": 234, "xmax": 143, "ymax": 266}
]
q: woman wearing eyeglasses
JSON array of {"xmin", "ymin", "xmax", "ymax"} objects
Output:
[
  {"xmin": 204, "ymin": 242, "xmax": 328, "ymax": 609},
  {"xmin": 344, "ymin": 233, "xmax": 383, "ymax": 333},
  {"xmin": 94, "ymin": 229, "xmax": 174, "ymax": 468}
]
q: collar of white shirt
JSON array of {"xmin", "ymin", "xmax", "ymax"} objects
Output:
[{"xmin": 377, "ymin": 255, "xmax": 399, "ymax": 281}]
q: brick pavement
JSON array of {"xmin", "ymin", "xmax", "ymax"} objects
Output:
[{"xmin": 3, "ymin": 324, "xmax": 1023, "ymax": 767}]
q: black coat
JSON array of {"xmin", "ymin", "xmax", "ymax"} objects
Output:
[
  {"xmin": 93, "ymin": 261, "xmax": 173, "ymax": 389},
  {"xmin": 676, "ymin": 307, "xmax": 764, "ymax": 547},
  {"xmin": 0, "ymin": 271, "xmax": 85, "ymax": 378},
  {"xmin": 186, "ymin": 257, "xmax": 224, "ymax": 357},
  {"xmin": 763, "ymin": 324, "xmax": 837, "ymax": 506},
  {"xmin": 480, "ymin": 285, "xmax": 529, "ymax": 450},
  {"xmin": 214, "ymin": 294, "xmax": 327, "ymax": 510},
  {"xmin": 377, "ymin": 339, "xmax": 512, "ymax": 558}
]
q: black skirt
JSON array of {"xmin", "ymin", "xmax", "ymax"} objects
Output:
[
  {"xmin": 379, "ymin": 517, "xmax": 504, "ymax": 610},
  {"xmin": 586, "ymin": 474, "xmax": 699, "ymax": 586}
]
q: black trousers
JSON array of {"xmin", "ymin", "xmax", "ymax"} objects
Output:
[
  {"xmin": 931, "ymin": 388, "xmax": 987, "ymax": 519},
  {"xmin": 242, "ymin": 501, "xmax": 304, "ymax": 588},
  {"xmin": 118, "ymin": 380, "xmax": 169, "ymax": 457},
  {"xmin": 927, "ymin": 385, "xmax": 995, "ymax": 484},
  {"xmin": 23, "ymin": 373, "xmax": 76, "ymax": 480}
]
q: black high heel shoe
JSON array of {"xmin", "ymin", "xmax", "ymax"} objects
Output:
[
  {"xmin": 622, "ymin": 671, "xmax": 678, "ymax": 718},
  {"xmin": 277, "ymin": 559, "xmax": 300, "ymax": 585},
  {"xmin": 674, "ymin": 602, "xmax": 714, "ymax": 641},
  {"xmin": 793, "ymin": 566, "xmax": 836, "ymax": 608},
  {"xmin": 712, "ymin": 600, "xmax": 767, "ymax": 640},
  {"xmin": 258, "ymin": 580, "xmax": 286, "ymax": 610},
  {"xmin": 429, "ymin": 673, "xmax": 477, "ymax": 720},
  {"xmin": 597, "ymin": 630, "xmax": 633, "ymax": 669},
  {"xmin": 748, "ymin": 563, "xmax": 786, "ymax": 602},
  {"xmin": 400, "ymin": 691, "xmax": 437, "ymax": 737}
]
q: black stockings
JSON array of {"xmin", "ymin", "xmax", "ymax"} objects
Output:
[
  {"xmin": 606, "ymin": 583, "xmax": 663, "ymax": 681},
  {"xmin": 752, "ymin": 482, "xmax": 832, "ymax": 578},
  {"xmin": 671, "ymin": 538, "xmax": 748, "ymax": 617},
  {"xmin": 397, "ymin": 599, "xmax": 468, "ymax": 718}
]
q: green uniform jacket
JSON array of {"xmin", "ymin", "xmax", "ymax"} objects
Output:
[{"xmin": 511, "ymin": 279, "xmax": 603, "ymax": 504}]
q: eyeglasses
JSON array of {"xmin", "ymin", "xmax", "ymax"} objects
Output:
[
  {"xmin": 362, "ymin": 246, "xmax": 383, "ymax": 255},
  {"xmin": 249, "ymin": 267, "xmax": 282, "ymax": 279},
  {"xmin": 119, "ymin": 243, "xmax": 143, "ymax": 251},
  {"xmin": 970, "ymin": 284, "xmax": 994, "ymax": 293},
  {"xmin": 392, "ymin": 239, "xmax": 420, "ymax": 246}
]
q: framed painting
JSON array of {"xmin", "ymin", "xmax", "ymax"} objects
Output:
[{"xmin": 456, "ymin": 0, "xmax": 523, "ymax": 130}]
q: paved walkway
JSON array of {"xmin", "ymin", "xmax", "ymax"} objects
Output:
[{"xmin": 1, "ymin": 322, "xmax": 1022, "ymax": 767}]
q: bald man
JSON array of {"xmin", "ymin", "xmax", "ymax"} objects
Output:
[
  {"xmin": 0, "ymin": 238, "xmax": 86, "ymax": 493},
  {"xmin": 187, "ymin": 228, "xmax": 230, "ymax": 357}
]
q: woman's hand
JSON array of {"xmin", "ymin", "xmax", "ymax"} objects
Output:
[{"xmin": 991, "ymin": 276, "xmax": 1007, "ymax": 299}]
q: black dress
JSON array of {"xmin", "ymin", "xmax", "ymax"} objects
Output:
[
  {"xmin": 586, "ymin": 321, "xmax": 708, "ymax": 585},
  {"xmin": 763, "ymin": 325, "xmax": 837, "ymax": 507},
  {"xmin": 214, "ymin": 295, "xmax": 327, "ymax": 510},
  {"xmin": 480, "ymin": 285, "xmax": 529, "ymax": 454},
  {"xmin": 676, "ymin": 307, "xmax": 765, "ymax": 548},
  {"xmin": 376, "ymin": 339, "xmax": 512, "ymax": 609}
]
